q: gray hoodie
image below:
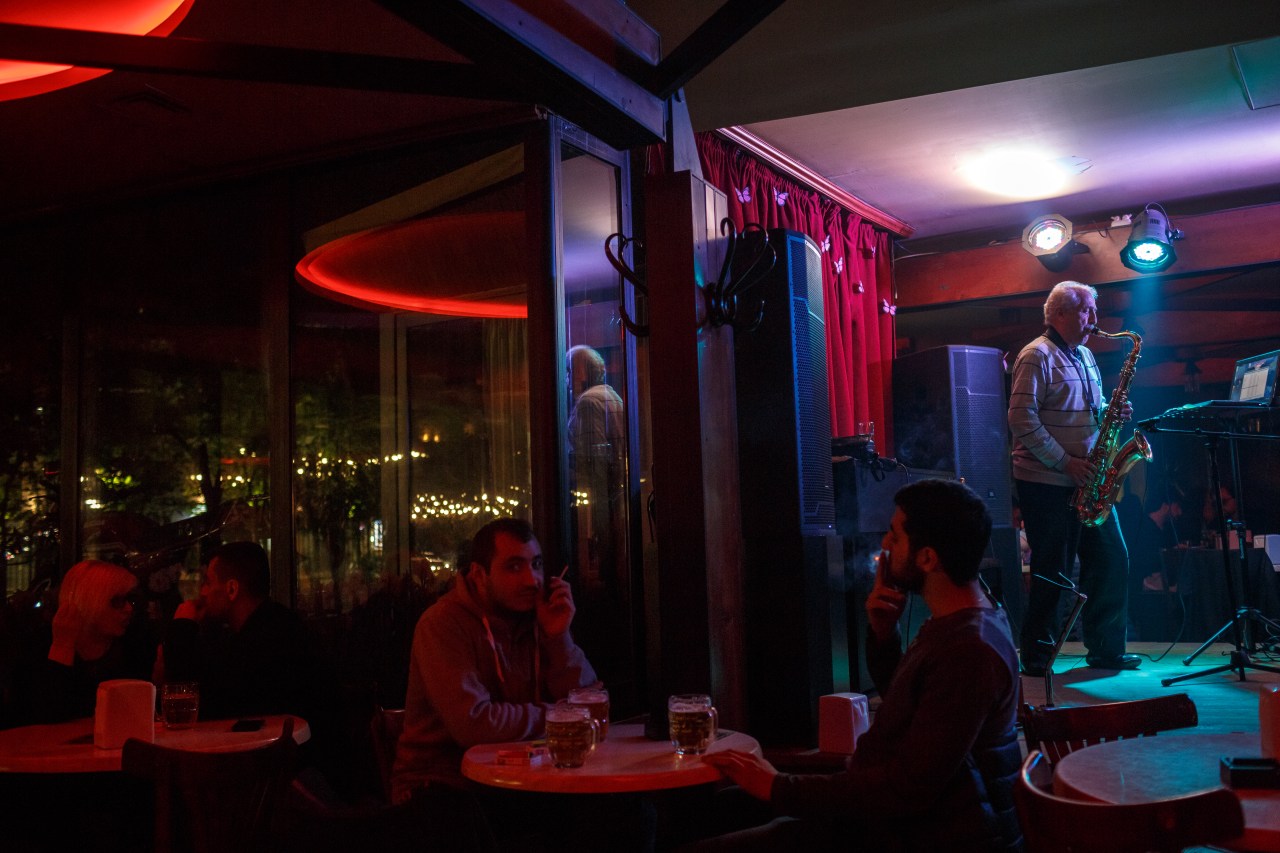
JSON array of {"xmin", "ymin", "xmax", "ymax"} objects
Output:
[{"xmin": 390, "ymin": 571, "xmax": 597, "ymax": 799}]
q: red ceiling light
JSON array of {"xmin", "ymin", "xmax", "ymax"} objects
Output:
[
  {"xmin": 295, "ymin": 212, "xmax": 529, "ymax": 320},
  {"xmin": 0, "ymin": 1, "xmax": 196, "ymax": 102}
]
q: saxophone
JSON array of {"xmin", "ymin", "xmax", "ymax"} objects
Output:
[{"xmin": 1072, "ymin": 327, "xmax": 1153, "ymax": 526}]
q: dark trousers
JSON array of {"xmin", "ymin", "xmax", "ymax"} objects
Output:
[{"xmin": 1017, "ymin": 479, "xmax": 1129, "ymax": 666}]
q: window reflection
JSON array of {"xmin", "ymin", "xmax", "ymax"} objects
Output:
[{"xmin": 560, "ymin": 146, "xmax": 637, "ymax": 702}]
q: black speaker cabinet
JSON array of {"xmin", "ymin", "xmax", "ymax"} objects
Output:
[
  {"xmin": 892, "ymin": 345, "xmax": 1014, "ymax": 527},
  {"xmin": 982, "ymin": 526, "xmax": 1024, "ymax": 638},
  {"xmin": 736, "ymin": 228, "xmax": 841, "ymax": 745}
]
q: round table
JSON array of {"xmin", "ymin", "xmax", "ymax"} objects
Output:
[
  {"xmin": 0, "ymin": 714, "xmax": 309, "ymax": 774},
  {"xmin": 1053, "ymin": 732, "xmax": 1280, "ymax": 852},
  {"xmin": 462, "ymin": 722, "xmax": 760, "ymax": 794}
]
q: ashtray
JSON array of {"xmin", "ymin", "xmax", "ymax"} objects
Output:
[{"xmin": 1220, "ymin": 756, "xmax": 1280, "ymax": 788}]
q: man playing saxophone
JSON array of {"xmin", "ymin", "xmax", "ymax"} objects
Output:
[{"xmin": 1009, "ymin": 281, "xmax": 1140, "ymax": 676}]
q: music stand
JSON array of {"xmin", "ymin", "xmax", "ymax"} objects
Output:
[{"xmin": 1138, "ymin": 421, "xmax": 1280, "ymax": 686}]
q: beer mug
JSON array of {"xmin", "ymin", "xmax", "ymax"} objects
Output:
[
  {"xmin": 668, "ymin": 693, "xmax": 718, "ymax": 756},
  {"xmin": 568, "ymin": 685, "xmax": 610, "ymax": 741},
  {"xmin": 545, "ymin": 704, "xmax": 600, "ymax": 768}
]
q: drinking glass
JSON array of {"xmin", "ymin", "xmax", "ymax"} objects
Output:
[
  {"xmin": 161, "ymin": 681, "xmax": 200, "ymax": 729},
  {"xmin": 545, "ymin": 704, "xmax": 599, "ymax": 768},
  {"xmin": 568, "ymin": 685, "xmax": 610, "ymax": 741},
  {"xmin": 668, "ymin": 693, "xmax": 718, "ymax": 755}
]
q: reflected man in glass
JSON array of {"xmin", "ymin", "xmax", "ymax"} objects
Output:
[{"xmin": 566, "ymin": 345, "xmax": 626, "ymax": 593}]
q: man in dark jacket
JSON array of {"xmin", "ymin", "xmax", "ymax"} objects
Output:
[
  {"xmin": 700, "ymin": 479, "xmax": 1023, "ymax": 852},
  {"xmin": 159, "ymin": 541, "xmax": 341, "ymax": 781}
]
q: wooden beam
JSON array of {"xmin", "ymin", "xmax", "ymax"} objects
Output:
[
  {"xmin": 0, "ymin": 22, "xmax": 513, "ymax": 98},
  {"xmin": 895, "ymin": 203, "xmax": 1280, "ymax": 309},
  {"xmin": 647, "ymin": 0, "xmax": 784, "ymax": 99},
  {"xmin": 382, "ymin": 0, "xmax": 667, "ymax": 148},
  {"xmin": 516, "ymin": 0, "xmax": 662, "ymax": 64}
]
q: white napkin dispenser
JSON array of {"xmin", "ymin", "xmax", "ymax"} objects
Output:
[
  {"xmin": 94, "ymin": 679, "xmax": 156, "ymax": 749},
  {"xmin": 818, "ymin": 692, "xmax": 870, "ymax": 755}
]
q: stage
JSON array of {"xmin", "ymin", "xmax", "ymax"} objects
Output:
[{"xmin": 1019, "ymin": 641, "xmax": 1280, "ymax": 735}]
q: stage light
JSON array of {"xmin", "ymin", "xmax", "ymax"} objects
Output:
[
  {"xmin": 1022, "ymin": 214, "xmax": 1089, "ymax": 271},
  {"xmin": 1120, "ymin": 204, "xmax": 1183, "ymax": 273}
]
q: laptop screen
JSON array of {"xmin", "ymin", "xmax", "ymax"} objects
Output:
[{"xmin": 1230, "ymin": 349, "xmax": 1280, "ymax": 403}]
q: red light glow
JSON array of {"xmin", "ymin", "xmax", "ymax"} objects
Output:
[
  {"xmin": 295, "ymin": 211, "xmax": 529, "ymax": 320},
  {"xmin": 0, "ymin": 0, "xmax": 196, "ymax": 101}
]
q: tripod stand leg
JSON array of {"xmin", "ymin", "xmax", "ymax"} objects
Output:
[
  {"xmin": 1162, "ymin": 659, "xmax": 1242, "ymax": 687},
  {"xmin": 1181, "ymin": 617, "xmax": 1236, "ymax": 665}
]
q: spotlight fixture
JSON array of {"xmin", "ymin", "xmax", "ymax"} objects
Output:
[
  {"xmin": 1120, "ymin": 203, "xmax": 1184, "ymax": 273},
  {"xmin": 1022, "ymin": 214, "xmax": 1089, "ymax": 271}
]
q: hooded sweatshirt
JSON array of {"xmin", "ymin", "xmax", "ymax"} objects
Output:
[{"xmin": 390, "ymin": 571, "xmax": 597, "ymax": 799}]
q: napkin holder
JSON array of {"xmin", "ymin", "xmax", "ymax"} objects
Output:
[
  {"xmin": 818, "ymin": 692, "xmax": 870, "ymax": 755},
  {"xmin": 94, "ymin": 679, "xmax": 156, "ymax": 749}
]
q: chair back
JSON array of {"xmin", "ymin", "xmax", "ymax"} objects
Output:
[
  {"xmin": 122, "ymin": 718, "xmax": 298, "ymax": 853},
  {"xmin": 1015, "ymin": 750, "xmax": 1243, "ymax": 853},
  {"xmin": 370, "ymin": 706, "xmax": 406, "ymax": 802},
  {"xmin": 1021, "ymin": 692, "xmax": 1196, "ymax": 765}
]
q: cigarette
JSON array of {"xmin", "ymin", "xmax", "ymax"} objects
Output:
[{"xmin": 556, "ymin": 564, "xmax": 569, "ymax": 580}]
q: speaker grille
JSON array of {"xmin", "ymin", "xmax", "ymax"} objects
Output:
[{"xmin": 892, "ymin": 345, "xmax": 1012, "ymax": 526}]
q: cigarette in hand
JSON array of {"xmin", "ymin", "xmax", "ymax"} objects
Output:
[{"xmin": 545, "ymin": 564, "xmax": 569, "ymax": 600}]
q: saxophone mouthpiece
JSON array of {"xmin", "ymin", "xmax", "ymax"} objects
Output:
[{"xmin": 1085, "ymin": 325, "xmax": 1100, "ymax": 334}]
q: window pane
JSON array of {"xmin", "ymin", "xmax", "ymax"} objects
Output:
[
  {"xmin": 561, "ymin": 146, "xmax": 636, "ymax": 699},
  {"xmin": 0, "ymin": 294, "xmax": 59, "ymax": 596},
  {"xmin": 79, "ymin": 291, "xmax": 269, "ymax": 617}
]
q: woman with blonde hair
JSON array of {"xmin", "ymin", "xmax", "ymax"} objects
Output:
[{"xmin": 10, "ymin": 560, "xmax": 156, "ymax": 724}]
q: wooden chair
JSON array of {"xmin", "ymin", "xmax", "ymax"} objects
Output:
[
  {"xmin": 1015, "ymin": 750, "xmax": 1243, "ymax": 853},
  {"xmin": 122, "ymin": 718, "xmax": 297, "ymax": 853},
  {"xmin": 1021, "ymin": 692, "xmax": 1197, "ymax": 765},
  {"xmin": 369, "ymin": 705, "xmax": 406, "ymax": 802}
]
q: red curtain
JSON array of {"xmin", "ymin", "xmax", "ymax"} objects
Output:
[{"xmin": 695, "ymin": 132, "xmax": 896, "ymax": 448}]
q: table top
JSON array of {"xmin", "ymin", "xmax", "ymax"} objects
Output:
[
  {"xmin": 1054, "ymin": 732, "xmax": 1280, "ymax": 852},
  {"xmin": 0, "ymin": 714, "xmax": 310, "ymax": 774},
  {"xmin": 461, "ymin": 722, "xmax": 761, "ymax": 794}
]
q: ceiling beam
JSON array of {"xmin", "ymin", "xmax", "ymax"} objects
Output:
[
  {"xmin": 647, "ymin": 0, "xmax": 784, "ymax": 99},
  {"xmin": 380, "ymin": 0, "xmax": 668, "ymax": 149},
  {"xmin": 0, "ymin": 23, "xmax": 515, "ymax": 99}
]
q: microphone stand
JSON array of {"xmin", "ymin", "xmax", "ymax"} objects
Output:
[{"xmin": 1161, "ymin": 431, "xmax": 1280, "ymax": 686}]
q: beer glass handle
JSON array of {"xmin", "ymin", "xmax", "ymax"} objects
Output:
[{"xmin": 709, "ymin": 706, "xmax": 719, "ymax": 741}]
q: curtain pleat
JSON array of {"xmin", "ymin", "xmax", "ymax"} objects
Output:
[{"xmin": 694, "ymin": 132, "xmax": 895, "ymax": 449}]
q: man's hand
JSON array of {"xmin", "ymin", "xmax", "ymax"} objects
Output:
[
  {"xmin": 1117, "ymin": 400, "xmax": 1134, "ymax": 422},
  {"xmin": 536, "ymin": 575, "xmax": 576, "ymax": 637},
  {"xmin": 701, "ymin": 750, "xmax": 778, "ymax": 802},
  {"xmin": 866, "ymin": 551, "xmax": 907, "ymax": 641},
  {"xmin": 1063, "ymin": 456, "xmax": 1097, "ymax": 488},
  {"xmin": 173, "ymin": 598, "xmax": 205, "ymax": 623}
]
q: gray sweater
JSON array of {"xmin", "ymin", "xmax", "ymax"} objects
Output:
[
  {"xmin": 390, "ymin": 573, "xmax": 596, "ymax": 799},
  {"xmin": 1008, "ymin": 332, "xmax": 1102, "ymax": 487}
]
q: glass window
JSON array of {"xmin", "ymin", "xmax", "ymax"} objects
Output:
[
  {"xmin": 0, "ymin": 282, "xmax": 60, "ymax": 597},
  {"xmin": 560, "ymin": 144, "xmax": 639, "ymax": 702}
]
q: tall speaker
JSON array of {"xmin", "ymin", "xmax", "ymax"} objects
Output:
[
  {"xmin": 736, "ymin": 229, "xmax": 841, "ymax": 746},
  {"xmin": 892, "ymin": 345, "xmax": 1013, "ymax": 527}
]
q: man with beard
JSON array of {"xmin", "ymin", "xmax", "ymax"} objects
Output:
[
  {"xmin": 392, "ymin": 517, "xmax": 598, "ymax": 797},
  {"xmin": 695, "ymin": 480, "xmax": 1023, "ymax": 853}
]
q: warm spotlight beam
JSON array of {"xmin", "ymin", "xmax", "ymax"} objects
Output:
[
  {"xmin": 647, "ymin": 0, "xmax": 785, "ymax": 99},
  {"xmin": 380, "ymin": 0, "xmax": 667, "ymax": 148},
  {"xmin": 0, "ymin": 22, "xmax": 516, "ymax": 99}
]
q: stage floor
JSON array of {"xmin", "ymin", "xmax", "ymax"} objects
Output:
[{"xmin": 1019, "ymin": 641, "xmax": 1280, "ymax": 735}]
